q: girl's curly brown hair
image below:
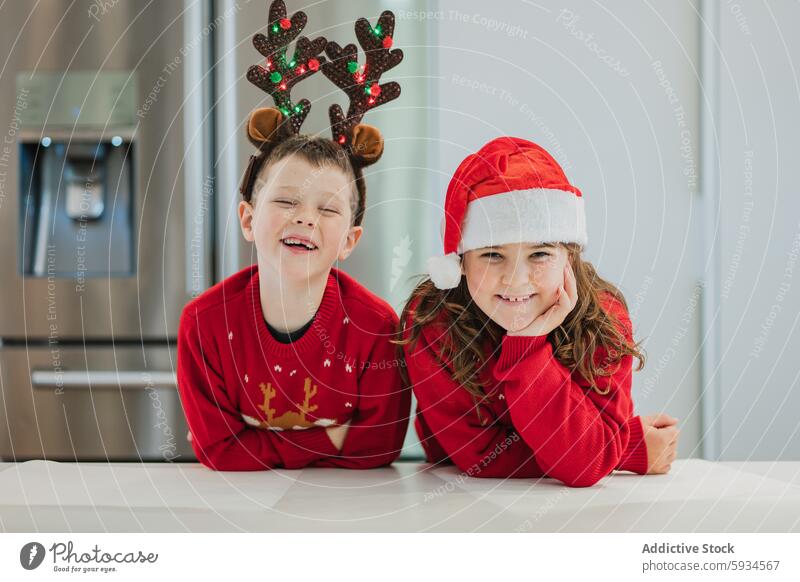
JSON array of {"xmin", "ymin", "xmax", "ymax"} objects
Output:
[{"xmin": 396, "ymin": 243, "xmax": 646, "ymax": 401}]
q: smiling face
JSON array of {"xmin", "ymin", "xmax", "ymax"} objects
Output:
[
  {"xmin": 238, "ymin": 154, "xmax": 362, "ymax": 284},
  {"xmin": 461, "ymin": 242, "xmax": 570, "ymax": 332}
]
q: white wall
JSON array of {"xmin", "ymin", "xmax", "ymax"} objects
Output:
[{"xmin": 718, "ymin": 2, "xmax": 800, "ymax": 460}]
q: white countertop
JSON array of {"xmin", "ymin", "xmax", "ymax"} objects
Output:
[{"xmin": 0, "ymin": 459, "xmax": 798, "ymax": 532}]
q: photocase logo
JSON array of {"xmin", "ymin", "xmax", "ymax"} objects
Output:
[{"xmin": 19, "ymin": 542, "xmax": 46, "ymax": 570}]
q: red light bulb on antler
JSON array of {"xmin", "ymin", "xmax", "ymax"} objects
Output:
[{"xmin": 279, "ymin": 18, "xmax": 291, "ymax": 30}]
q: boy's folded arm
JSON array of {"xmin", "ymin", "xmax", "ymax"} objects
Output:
[
  {"xmin": 312, "ymin": 316, "xmax": 412, "ymax": 469},
  {"xmin": 404, "ymin": 330, "xmax": 544, "ymax": 479},
  {"xmin": 493, "ymin": 308, "xmax": 635, "ymax": 488},
  {"xmin": 177, "ymin": 311, "xmax": 338, "ymax": 471}
]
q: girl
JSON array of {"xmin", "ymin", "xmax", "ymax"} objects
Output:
[{"xmin": 399, "ymin": 137, "xmax": 678, "ymax": 487}]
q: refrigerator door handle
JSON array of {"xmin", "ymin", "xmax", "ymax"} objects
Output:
[
  {"xmin": 31, "ymin": 370, "xmax": 177, "ymax": 389},
  {"xmin": 183, "ymin": 0, "xmax": 215, "ymax": 297}
]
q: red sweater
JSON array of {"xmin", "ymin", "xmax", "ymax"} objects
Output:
[
  {"xmin": 177, "ymin": 264, "xmax": 411, "ymax": 471},
  {"xmin": 403, "ymin": 292, "xmax": 648, "ymax": 487}
]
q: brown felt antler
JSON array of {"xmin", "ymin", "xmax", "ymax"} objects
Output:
[
  {"xmin": 245, "ymin": 0, "xmax": 327, "ymax": 143},
  {"xmin": 321, "ymin": 10, "xmax": 403, "ymax": 161}
]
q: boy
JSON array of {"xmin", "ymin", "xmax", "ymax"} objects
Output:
[{"xmin": 176, "ymin": 1, "xmax": 410, "ymax": 471}]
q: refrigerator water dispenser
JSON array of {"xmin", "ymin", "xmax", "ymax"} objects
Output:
[{"xmin": 19, "ymin": 135, "xmax": 135, "ymax": 277}]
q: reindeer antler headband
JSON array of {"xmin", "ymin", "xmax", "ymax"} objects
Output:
[
  {"xmin": 320, "ymin": 10, "xmax": 403, "ymax": 157},
  {"xmin": 241, "ymin": 0, "xmax": 403, "ymax": 188}
]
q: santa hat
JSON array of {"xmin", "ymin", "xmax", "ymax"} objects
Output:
[{"xmin": 427, "ymin": 137, "xmax": 588, "ymax": 289}]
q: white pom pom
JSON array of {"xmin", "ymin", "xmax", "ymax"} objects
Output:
[{"xmin": 427, "ymin": 253, "xmax": 462, "ymax": 289}]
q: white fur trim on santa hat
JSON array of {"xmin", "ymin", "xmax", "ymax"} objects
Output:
[
  {"xmin": 427, "ymin": 253, "xmax": 462, "ymax": 289},
  {"xmin": 458, "ymin": 188, "xmax": 587, "ymax": 253}
]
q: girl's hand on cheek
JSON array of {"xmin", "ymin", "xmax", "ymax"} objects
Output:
[{"xmin": 507, "ymin": 262, "xmax": 578, "ymax": 337}]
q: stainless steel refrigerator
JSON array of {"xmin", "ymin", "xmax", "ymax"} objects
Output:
[{"xmin": 0, "ymin": 1, "xmax": 217, "ymax": 461}]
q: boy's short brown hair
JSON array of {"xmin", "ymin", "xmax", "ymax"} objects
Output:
[{"xmin": 240, "ymin": 135, "xmax": 366, "ymax": 227}]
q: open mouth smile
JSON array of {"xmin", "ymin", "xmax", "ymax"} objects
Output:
[
  {"xmin": 496, "ymin": 293, "xmax": 535, "ymax": 304},
  {"xmin": 280, "ymin": 237, "xmax": 318, "ymax": 252}
]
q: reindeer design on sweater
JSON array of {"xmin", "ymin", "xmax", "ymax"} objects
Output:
[{"xmin": 241, "ymin": 377, "xmax": 338, "ymax": 430}]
